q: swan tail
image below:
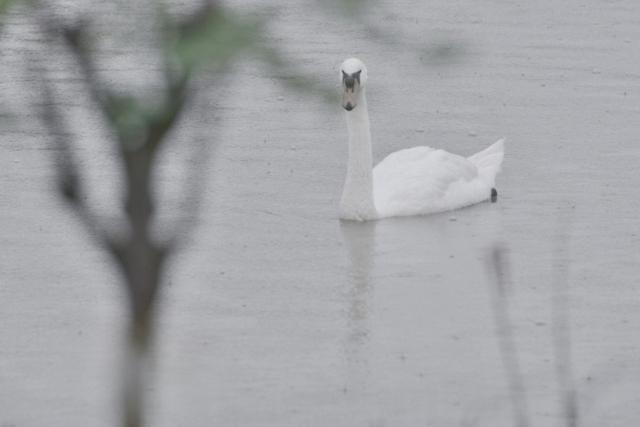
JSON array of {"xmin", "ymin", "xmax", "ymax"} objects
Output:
[{"xmin": 468, "ymin": 138, "xmax": 505, "ymax": 187}]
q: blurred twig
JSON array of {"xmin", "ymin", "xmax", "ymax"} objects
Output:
[
  {"xmin": 550, "ymin": 207, "xmax": 579, "ymax": 427},
  {"xmin": 254, "ymin": 44, "xmax": 338, "ymax": 103},
  {"xmin": 28, "ymin": 52, "xmax": 115, "ymax": 249},
  {"xmin": 0, "ymin": 0, "xmax": 16, "ymax": 16},
  {"xmin": 315, "ymin": 0, "xmax": 469, "ymax": 66},
  {"xmin": 485, "ymin": 245, "xmax": 531, "ymax": 427}
]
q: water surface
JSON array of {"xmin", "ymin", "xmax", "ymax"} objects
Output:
[{"xmin": 1, "ymin": 1, "xmax": 640, "ymax": 426}]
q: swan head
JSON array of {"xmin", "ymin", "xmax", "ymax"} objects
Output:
[{"xmin": 340, "ymin": 57, "xmax": 367, "ymax": 111}]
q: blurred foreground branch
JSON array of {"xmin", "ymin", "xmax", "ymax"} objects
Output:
[
  {"xmin": 486, "ymin": 228, "xmax": 581, "ymax": 427},
  {"xmin": 27, "ymin": 1, "xmax": 261, "ymax": 426},
  {"xmin": 485, "ymin": 245, "xmax": 531, "ymax": 427},
  {"xmin": 551, "ymin": 209, "xmax": 579, "ymax": 427}
]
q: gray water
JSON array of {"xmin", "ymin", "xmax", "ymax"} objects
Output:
[{"xmin": 2, "ymin": 1, "xmax": 640, "ymax": 426}]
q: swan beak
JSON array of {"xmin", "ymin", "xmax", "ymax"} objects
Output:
[
  {"xmin": 342, "ymin": 90, "xmax": 357, "ymax": 111},
  {"xmin": 342, "ymin": 70, "xmax": 361, "ymax": 111}
]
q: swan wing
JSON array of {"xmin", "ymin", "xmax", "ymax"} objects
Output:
[
  {"xmin": 467, "ymin": 138, "xmax": 505, "ymax": 188},
  {"xmin": 373, "ymin": 146, "xmax": 484, "ymax": 217}
]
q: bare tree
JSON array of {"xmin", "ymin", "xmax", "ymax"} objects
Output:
[{"xmin": 26, "ymin": 2, "xmax": 263, "ymax": 425}]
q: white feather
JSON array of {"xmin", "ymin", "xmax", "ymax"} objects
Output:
[{"xmin": 373, "ymin": 139, "xmax": 505, "ymax": 218}]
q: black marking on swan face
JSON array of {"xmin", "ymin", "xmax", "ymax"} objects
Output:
[
  {"xmin": 491, "ymin": 188, "xmax": 498, "ymax": 203},
  {"xmin": 342, "ymin": 70, "xmax": 362, "ymax": 90}
]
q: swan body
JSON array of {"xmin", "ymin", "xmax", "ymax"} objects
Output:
[{"xmin": 339, "ymin": 57, "xmax": 505, "ymax": 221}]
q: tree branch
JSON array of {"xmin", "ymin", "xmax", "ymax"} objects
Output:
[{"xmin": 28, "ymin": 49, "xmax": 118, "ymax": 253}]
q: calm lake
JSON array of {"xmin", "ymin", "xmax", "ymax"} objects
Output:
[{"xmin": 1, "ymin": 0, "xmax": 639, "ymax": 426}]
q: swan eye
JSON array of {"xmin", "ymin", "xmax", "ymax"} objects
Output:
[
  {"xmin": 342, "ymin": 70, "xmax": 361, "ymax": 91},
  {"xmin": 344, "ymin": 76, "xmax": 355, "ymax": 90}
]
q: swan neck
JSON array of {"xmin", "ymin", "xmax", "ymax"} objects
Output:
[{"xmin": 341, "ymin": 93, "xmax": 377, "ymax": 220}]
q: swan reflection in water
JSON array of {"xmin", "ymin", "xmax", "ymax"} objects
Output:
[
  {"xmin": 340, "ymin": 220, "xmax": 377, "ymax": 395},
  {"xmin": 340, "ymin": 221, "xmax": 377, "ymax": 407},
  {"xmin": 341, "ymin": 221, "xmax": 376, "ymax": 343},
  {"xmin": 338, "ymin": 206, "xmax": 505, "ymax": 422}
]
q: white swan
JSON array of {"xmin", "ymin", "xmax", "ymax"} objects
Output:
[{"xmin": 339, "ymin": 57, "xmax": 505, "ymax": 221}]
